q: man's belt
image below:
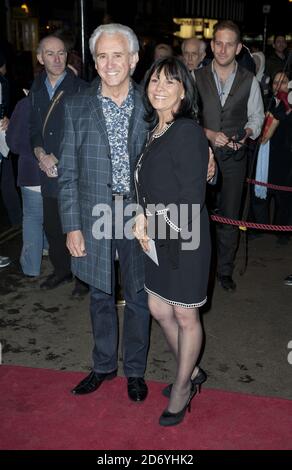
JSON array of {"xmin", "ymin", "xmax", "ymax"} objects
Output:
[{"xmin": 112, "ymin": 192, "xmax": 132, "ymax": 200}]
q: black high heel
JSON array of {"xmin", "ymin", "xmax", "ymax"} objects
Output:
[
  {"xmin": 162, "ymin": 366, "xmax": 207, "ymax": 398},
  {"xmin": 193, "ymin": 367, "xmax": 207, "ymax": 393},
  {"xmin": 159, "ymin": 384, "xmax": 197, "ymax": 427}
]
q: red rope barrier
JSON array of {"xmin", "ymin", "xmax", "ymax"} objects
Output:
[
  {"xmin": 210, "ymin": 214, "xmax": 292, "ymax": 231},
  {"xmin": 246, "ymin": 178, "xmax": 292, "ymax": 192}
]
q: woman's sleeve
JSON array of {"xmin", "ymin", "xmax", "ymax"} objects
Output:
[
  {"xmin": 163, "ymin": 121, "xmax": 209, "ymax": 268},
  {"xmin": 171, "ymin": 121, "xmax": 208, "ymax": 222}
]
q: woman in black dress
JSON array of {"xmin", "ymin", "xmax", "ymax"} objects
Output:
[{"xmin": 133, "ymin": 57, "xmax": 211, "ymax": 426}]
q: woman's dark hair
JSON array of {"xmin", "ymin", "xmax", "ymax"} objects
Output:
[{"xmin": 143, "ymin": 56, "xmax": 198, "ymax": 124}]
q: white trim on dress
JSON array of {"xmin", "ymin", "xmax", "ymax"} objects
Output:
[
  {"xmin": 145, "ymin": 285, "xmax": 207, "ymax": 308},
  {"xmin": 146, "ymin": 207, "xmax": 182, "ymax": 233}
]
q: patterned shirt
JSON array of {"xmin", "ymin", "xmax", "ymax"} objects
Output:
[{"xmin": 99, "ymin": 84, "xmax": 134, "ymax": 193}]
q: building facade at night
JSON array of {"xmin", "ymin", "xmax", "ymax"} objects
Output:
[
  {"xmin": 1, "ymin": 0, "xmax": 291, "ymax": 50},
  {"xmin": 0, "ymin": 0, "xmax": 291, "ymax": 83}
]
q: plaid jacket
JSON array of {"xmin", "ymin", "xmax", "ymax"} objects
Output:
[{"xmin": 58, "ymin": 79, "xmax": 149, "ymax": 293}]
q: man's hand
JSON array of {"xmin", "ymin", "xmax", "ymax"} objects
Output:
[
  {"xmin": 214, "ymin": 131, "xmax": 230, "ymax": 147},
  {"xmin": 67, "ymin": 230, "xmax": 87, "ymax": 257},
  {"xmin": 205, "ymin": 128, "xmax": 249, "ymax": 152},
  {"xmin": 229, "ymin": 128, "xmax": 249, "ymax": 149},
  {"xmin": 0, "ymin": 116, "xmax": 9, "ymax": 131},
  {"xmin": 133, "ymin": 213, "xmax": 150, "ymax": 252},
  {"xmin": 39, "ymin": 153, "xmax": 58, "ymax": 177},
  {"xmin": 205, "ymin": 129, "xmax": 230, "ymax": 148},
  {"xmin": 207, "ymin": 147, "xmax": 216, "ymax": 181},
  {"xmin": 34, "ymin": 147, "xmax": 46, "ymax": 161}
]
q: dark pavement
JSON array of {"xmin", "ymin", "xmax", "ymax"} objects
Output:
[{"xmin": 1, "ymin": 224, "xmax": 292, "ymax": 400}]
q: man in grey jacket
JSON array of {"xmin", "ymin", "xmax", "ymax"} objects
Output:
[
  {"xmin": 58, "ymin": 24, "xmax": 150, "ymax": 402},
  {"xmin": 30, "ymin": 35, "xmax": 87, "ymax": 293}
]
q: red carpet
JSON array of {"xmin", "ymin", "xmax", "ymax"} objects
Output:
[{"xmin": 0, "ymin": 365, "xmax": 291, "ymax": 450}]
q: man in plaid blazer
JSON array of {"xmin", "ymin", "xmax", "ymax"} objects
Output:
[{"xmin": 58, "ymin": 24, "xmax": 150, "ymax": 402}]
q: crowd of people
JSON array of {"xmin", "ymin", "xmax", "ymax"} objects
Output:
[{"xmin": 0, "ymin": 20, "xmax": 291, "ymax": 425}]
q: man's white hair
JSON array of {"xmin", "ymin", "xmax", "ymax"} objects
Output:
[
  {"xmin": 181, "ymin": 37, "xmax": 201, "ymax": 53},
  {"xmin": 89, "ymin": 23, "xmax": 139, "ymax": 59}
]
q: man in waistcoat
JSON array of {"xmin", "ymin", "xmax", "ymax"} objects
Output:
[{"xmin": 195, "ymin": 20, "xmax": 264, "ymax": 291}]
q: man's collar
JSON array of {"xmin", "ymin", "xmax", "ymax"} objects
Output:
[
  {"xmin": 98, "ymin": 81, "xmax": 133, "ymax": 104},
  {"xmin": 45, "ymin": 70, "xmax": 67, "ymax": 90},
  {"xmin": 212, "ymin": 59, "xmax": 238, "ymax": 76}
]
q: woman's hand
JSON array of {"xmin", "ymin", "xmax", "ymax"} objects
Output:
[{"xmin": 133, "ymin": 213, "xmax": 150, "ymax": 252}]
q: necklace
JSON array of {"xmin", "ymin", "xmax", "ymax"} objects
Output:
[{"xmin": 152, "ymin": 121, "xmax": 174, "ymax": 139}]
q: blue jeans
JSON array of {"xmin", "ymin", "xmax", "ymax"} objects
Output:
[
  {"xmin": 20, "ymin": 187, "xmax": 47, "ymax": 276},
  {"xmin": 90, "ymin": 236, "xmax": 150, "ymax": 377}
]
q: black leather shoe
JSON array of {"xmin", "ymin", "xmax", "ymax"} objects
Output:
[
  {"xmin": 127, "ymin": 377, "xmax": 148, "ymax": 402},
  {"xmin": 40, "ymin": 273, "xmax": 73, "ymax": 290},
  {"xmin": 217, "ymin": 274, "xmax": 236, "ymax": 292},
  {"xmin": 71, "ymin": 370, "xmax": 117, "ymax": 395},
  {"xmin": 284, "ymin": 274, "xmax": 292, "ymax": 286},
  {"xmin": 72, "ymin": 278, "xmax": 89, "ymax": 297}
]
